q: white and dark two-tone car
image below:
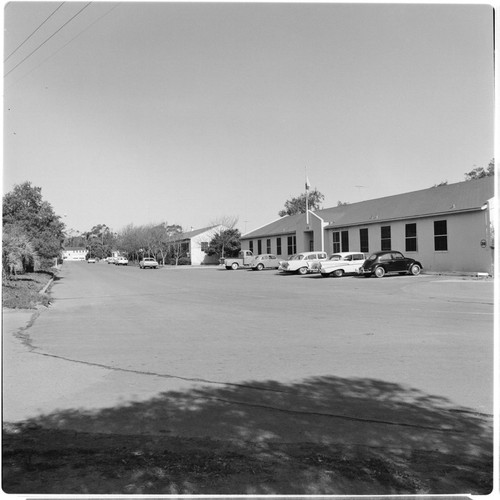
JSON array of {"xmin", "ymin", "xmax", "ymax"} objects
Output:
[
  {"xmin": 319, "ymin": 252, "xmax": 366, "ymax": 278},
  {"xmin": 279, "ymin": 251, "xmax": 328, "ymax": 275}
]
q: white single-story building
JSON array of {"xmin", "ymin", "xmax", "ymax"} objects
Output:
[
  {"xmin": 171, "ymin": 225, "xmax": 227, "ymax": 265},
  {"xmin": 62, "ymin": 247, "xmax": 87, "ymax": 261},
  {"xmin": 241, "ymin": 176, "xmax": 496, "ymax": 275}
]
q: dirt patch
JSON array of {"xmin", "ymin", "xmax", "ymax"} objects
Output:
[{"xmin": 2, "ymin": 424, "xmax": 492, "ymax": 495}]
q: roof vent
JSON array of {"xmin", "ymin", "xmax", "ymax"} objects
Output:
[{"xmin": 450, "ymin": 204, "xmax": 456, "ymax": 209}]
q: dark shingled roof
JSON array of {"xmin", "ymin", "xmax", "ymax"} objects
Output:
[{"xmin": 243, "ymin": 177, "xmax": 495, "ymax": 239}]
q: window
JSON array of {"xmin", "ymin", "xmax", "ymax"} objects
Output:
[
  {"xmin": 249, "ymin": 240, "xmax": 253, "ymax": 253},
  {"xmin": 341, "ymin": 230, "xmax": 349, "ymax": 252},
  {"xmin": 287, "ymin": 235, "xmax": 297, "ymax": 255},
  {"xmin": 266, "ymin": 239, "xmax": 271, "ymax": 253},
  {"xmin": 258, "ymin": 239, "xmax": 262, "ymax": 254},
  {"xmin": 201, "ymin": 241, "xmax": 209, "ymax": 252},
  {"xmin": 276, "ymin": 237, "xmax": 282, "ymax": 255},
  {"xmin": 405, "ymin": 223, "xmax": 417, "ymax": 252},
  {"xmin": 334, "ymin": 230, "xmax": 349, "ymax": 252},
  {"xmin": 332, "ymin": 232, "xmax": 341, "ymax": 253},
  {"xmin": 381, "ymin": 226, "xmax": 391, "ymax": 251},
  {"xmin": 434, "ymin": 220, "xmax": 448, "ymax": 251},
  {"xmin": 360, "ymin": 228, "xmax": 369, "ymax": 253}
]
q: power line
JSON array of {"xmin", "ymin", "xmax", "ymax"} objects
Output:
[
  {"xmin": 5, "ymin": 3, "xmax": 121, "ymax": 89},
  {"xmin": 4, "ymin": 2, "xmax": 92, "ymax": 79},
  {"xmin": 4, "ymin": 2, "xmax": 66, "ymax": 62}
]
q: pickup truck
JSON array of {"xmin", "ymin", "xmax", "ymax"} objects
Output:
[{"xmin": 223, "ymin": 250, "xmax": 254, "ymax": 270}]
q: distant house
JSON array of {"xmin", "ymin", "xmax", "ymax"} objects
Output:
[
  {"xmin": 170, "ymin": 225, "xmax": 227, "ymax": 265},
  {"xmin": 241, "ymin": 177, "xmax": 495, "ymax": 275},
  {"xmin": 62, "ymin": 247, "xmax": 86, "ymax": 261}
]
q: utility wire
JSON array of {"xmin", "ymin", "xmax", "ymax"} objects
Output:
[
  {"xmin": 5, "ymin": 3, "xmax": 121, "ymax": 90},
  {"xmin": 4, "ymin": 2, "xmax": 92, "ymax": 79},
  {"xmin": 4, "ymin": 2, "xmax": 66, "ymax": 62}
]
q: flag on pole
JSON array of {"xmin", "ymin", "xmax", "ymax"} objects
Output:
[{"xmin": 305, "ymin": 176, "xmax": 311, "ymax": 191}]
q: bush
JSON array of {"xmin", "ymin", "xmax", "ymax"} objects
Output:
[{"xmin": 178, "ymin": 257, "xmax": 191, "ymax": 266}]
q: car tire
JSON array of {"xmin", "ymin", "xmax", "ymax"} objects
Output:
[
  {"xmin": 256, "ymin": 263, "xmax": 264, "ymax": 271},
  {"xmin": 374, "ymin": 266, "xmax": 385, "ymax": 278},
  {"xmin": 297, "ymin": 267, "xmax": 308, "ymax": 275},
  {"xmin": 333, "ymin": 269, "xmax": 344, "ymax": 278},
  {"xmin": 231, "ymin": 263, "xmax": 239, "ymax": 270},
  {"xmin": 409, "ymin": 264, "xmax": 421, "ymax": 276}
]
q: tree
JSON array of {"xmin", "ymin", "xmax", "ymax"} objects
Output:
[
  {"xmin": 3, "ymin": 182, "xmax": 65, "ymax": 269},
  {"xmin": 205, "ymin": 228, "xmax": 241, "ymax": 259},
  {"xmin": 464, "ymin": 159, "xmax": 495, "ymax": 181},
  {"xmin": 278, "ymin": 189, "xmax": 325, "ymax": 217},
  {"xmin": 2, "ymin": 225, "xmax": 39, "ymax": 280}
]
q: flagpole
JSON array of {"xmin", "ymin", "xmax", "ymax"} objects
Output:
[{"xmin": 305, "ymin": 168, "xmax": 310, "ymax": 225}]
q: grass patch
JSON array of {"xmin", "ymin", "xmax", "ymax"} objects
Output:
[{"xmin": 2, "ymin": 272, "xmax": 54, "ymax": 309}]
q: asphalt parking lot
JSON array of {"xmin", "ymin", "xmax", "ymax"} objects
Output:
[{"xmin": 4, "ymin": 263, "xmax": 493, "ymax": 422}]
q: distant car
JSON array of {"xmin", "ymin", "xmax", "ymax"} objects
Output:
[
  {"xmin": 360, "ymin": 251, "xmax": 423, "ymax": 278},
  {"xmin": 140, "ymin": 257, "xmax": 159, "ymax": 269},
  {"xmin": 319, "ymin": 252, "xmax": 366, "ymax": 278},
  {"xmin": 107, "ymin": 257, "xmax": 116, "ymax": 264},
  {"xmin": 87, "ymin": 258, "xmax": 96, "ymax": 264},
  {"xmin": 250, "ymin": 254, "xmax": 280, "ymax": 271},
  {"xmin": 279, "ymin": 251, "xmax": 328, "ymax": 275},
  {"xmin": 115, "ymin": 256, "xmax": 129, "ymax": 266}
]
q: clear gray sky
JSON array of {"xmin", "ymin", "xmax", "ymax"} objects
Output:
[{"xmin": 3, "ymin": 2, "xmax": 495, "ymax": 235}]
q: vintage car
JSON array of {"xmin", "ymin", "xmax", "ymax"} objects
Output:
[
  {"xmin": 115, "ymin": 256, "xmax": 129, "ymax": 266},
  {"xmin": 139, "ymin": 257, "xmax": 159, "ymax": 269},
  {"xmin": 360, "ymin": 251, "xmax": 423, "ymax": 278},
  {"xmin": 319, "ymin": 252, "xmax": 366, "ymax": 277},
  {"xmin": 279, "ymin": 251, "xmax": 328, "ymax": 275},
  {"xmin": 250, "ymin": 254, "xmax": 280, "ymax": 271}
]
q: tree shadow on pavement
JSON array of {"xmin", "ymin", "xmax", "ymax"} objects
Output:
[{"xmin": 3, "ymin": 375, "xmax": 492, "ymax": 495}]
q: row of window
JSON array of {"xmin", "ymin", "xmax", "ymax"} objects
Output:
[
  {"xmin": 249, "ymin": 236, "xmax": 297, "ymax": 256},
  {"xmin": 333, "ymin": 221, "xmax": 447, "ymax": 253},
  {"xmin": 247, "ymin": 221, "xmax": 448, "ymax": 256}
]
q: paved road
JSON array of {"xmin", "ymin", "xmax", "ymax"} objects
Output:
[{"xmin": 3, "ymin": 262, "xmax": 493, "ymax": 454}]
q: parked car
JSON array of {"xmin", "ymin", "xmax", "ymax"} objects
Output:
[
  {"xmin": 115, "ymin": 256, "xmax": 129, "ymax": 266},
  {"xmin": 87, "ymin": 257, "xmax": 96, "ymax": 264},
  {"xmin": 319, "ymin": 252, "xmax": 366, "ymax": 278},
  {"xmin": 140, "ymin": 257, "xmax": 159, "ymax": 269},
  {"xmin": 250, "ymin": 254, "xmax": 280, "ymax": 271},
  {"xmin": 360, "ymin": 251, "xmax": 423, "ymax": 278},
  {"xmin": 107, "ymin": 257, "xmax": 116, "ymax": 264},
  {"xmin": 279, "ymin": 251, "xmax": 328, "ymax": 275}
]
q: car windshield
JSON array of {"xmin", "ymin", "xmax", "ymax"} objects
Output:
[
  {"xmin": 329, "ymin": 255, "xmax": 342, "ymax": 261},
  {"xmin": 290, "ymin": 255, "xmax": 304, "ymax": 260}
]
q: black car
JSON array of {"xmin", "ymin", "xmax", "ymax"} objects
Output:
[{"xmin": 360, "ymin": 251, "xmax": 423, "ymax": 278}]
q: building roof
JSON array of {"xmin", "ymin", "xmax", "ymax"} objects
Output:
[
  {"xmin": 243, "ymin": 176, "xmax": 495, "ymax": 239},
  {"xmin": 175, "ymin": 225, "xmax": 221, "ymax": 241}
]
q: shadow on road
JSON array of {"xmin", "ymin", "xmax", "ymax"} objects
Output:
[{"xmin": 3, "ymin": 375, "xmax": 492, "ymax": 495}]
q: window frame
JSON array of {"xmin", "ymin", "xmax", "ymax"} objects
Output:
[
  {"xmin": 434, "ymin": 220, "xmax": 448, "ymax": 251},
  {"xmin": 405, "ymin": 223, "xmax": 417, "ymax": 252},
  {"xmin": 381, "ymin": 226, "xmax": 391, "ymax": 251}
]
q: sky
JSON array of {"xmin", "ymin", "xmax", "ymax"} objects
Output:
[{"xmin": 3, "ymin": 2, "xmax": 495, "ymax": 236}]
